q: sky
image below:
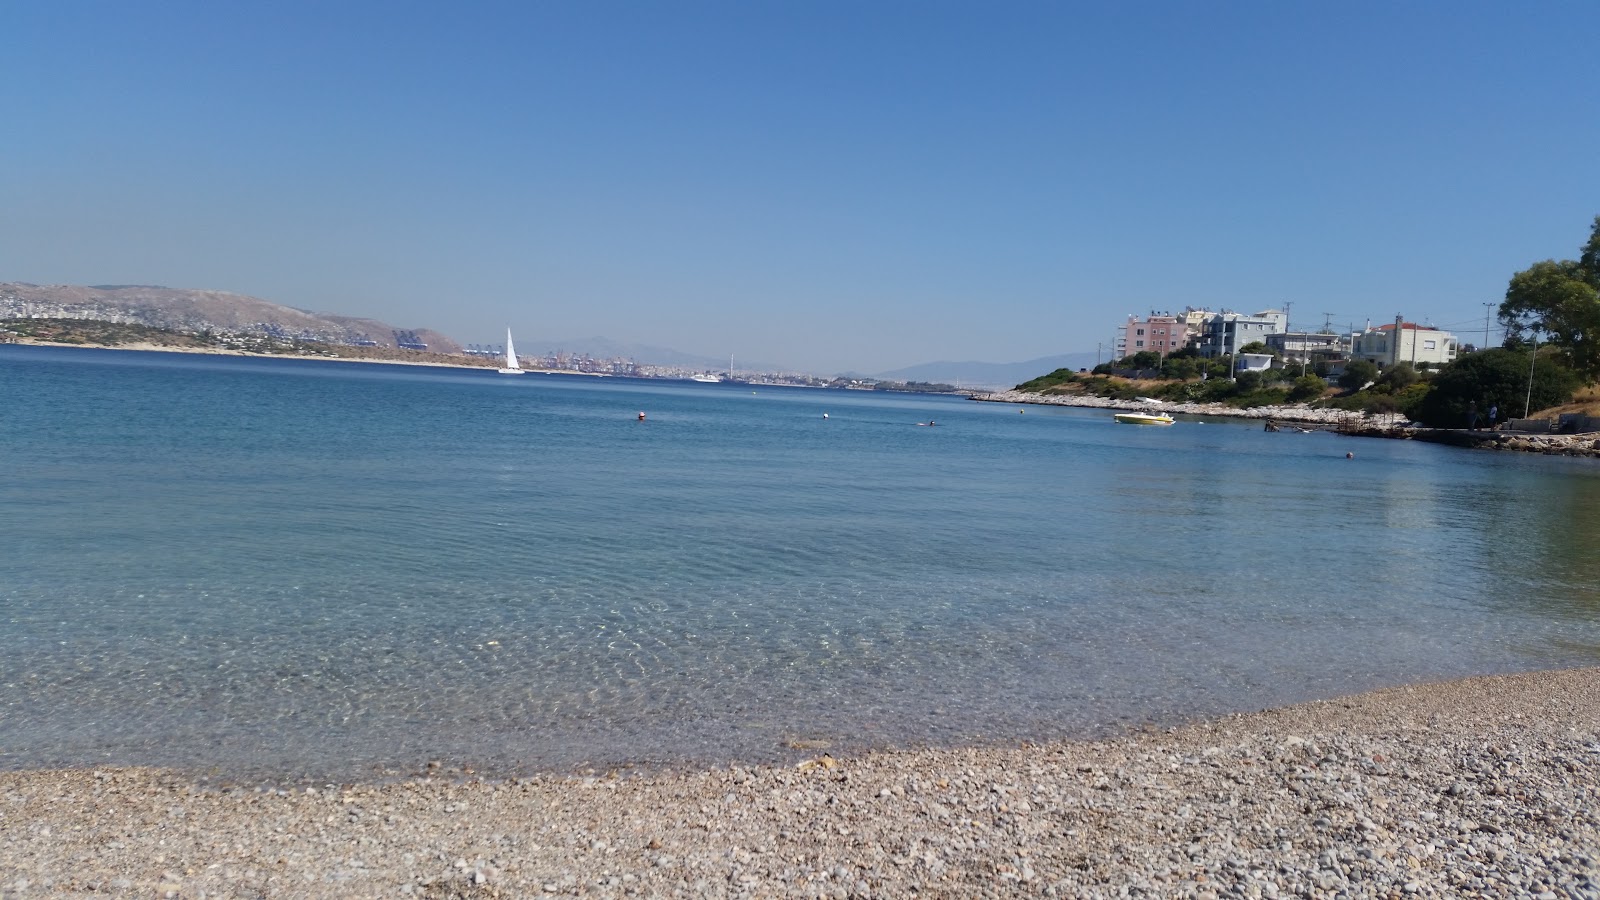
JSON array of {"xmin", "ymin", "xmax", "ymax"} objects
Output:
[{"xmin": 3, "ymin": 1, "xmax": 1597, "ymax": 374}]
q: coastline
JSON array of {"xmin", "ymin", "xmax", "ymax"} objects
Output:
[
  {"xmin": 982, "ymin": 389, "xmax": 1600, "ymax": 458},
  {"xmin": 976, "ymin": 388, "xmax": 1407, "ymax": 426},
  {"xmin": 4, "ymin": 668, "xmax": 1596, "ymax": 898},
  {"xmin": 0, "ymin": 337, "xmax": 587, "ymax": 376}
]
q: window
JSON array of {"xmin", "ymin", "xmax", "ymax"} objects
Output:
[
  {"xmin": 1136, "ymin": 328, "xmax": 1145, "ymax": 335},
  {"xmin": 1423, "ymin": 340, "xmax": 1436, "ymax": 350},
  {"xmin": 1135, "ymin": 340, "xmax": 1144, "ymax": 348}
]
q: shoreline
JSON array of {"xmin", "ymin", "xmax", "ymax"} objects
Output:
[
  {"xmin": 982, "ymin": 389, "xmax": 1600, "ymax": 458},
  {"xmin": 976, "ymin": 388, "xmax": 1407, "ymax": 426},
  {"xmin": 4, "ymin": 667, "xmax": 1596, "ymax": 898},
  {"xmin": 0, "ymin": 337, "xmax": 596, "ymax": 376}
]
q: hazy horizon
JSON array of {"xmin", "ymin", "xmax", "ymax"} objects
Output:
[{"xmin": 4, "ymin": 2, "xmax": 1596, "ymax": 373}]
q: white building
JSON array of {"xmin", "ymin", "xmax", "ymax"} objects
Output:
[
  {"xmin": 1265, "ymin": 331, "xmax": 1350, "ymax": 363},
  {"xmin": 1351, "ymin": 316, "xmax": 1458, "ymax": 368},
  {"xmin": 1197, "ymin": 309, "xmax": 1288, "ymax": 358},
  {"xmin": 1235, "ymin": 353, "xmax": 1275, "ymax": 373}
]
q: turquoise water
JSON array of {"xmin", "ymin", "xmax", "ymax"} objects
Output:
[{"xmin": 3, "ymin": 344, "xmax": 1599, "ymax": 781}]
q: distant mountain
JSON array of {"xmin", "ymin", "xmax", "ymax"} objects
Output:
[
  {"xmin": 0, "ymin": 283, "xmax": 461, "ymax": 353},
  {"xmin": 875, "ymin": 353, "xmax": 1102, "ymax": 390}
]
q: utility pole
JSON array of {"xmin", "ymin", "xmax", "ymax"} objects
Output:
[
  {"xmin": 1096, "ymin": 341, "xmax": 1102, "ymax": 367},
  {"xmin": 1322, "ymin": 312, "xmax": 1335, "ymax": 333},
  {"xmin": 1483, "ymin": 301, "xmax": 1495, "ymax": 351},
  {"xmin": 1282, "ymin": 301, "xmax": 1293, "ymax": 376},
  {"xmin": 1525, "ymin": 331, "xmax": 1539, "ymax": 418}
]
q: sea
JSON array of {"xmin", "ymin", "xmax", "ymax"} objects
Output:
[{"xmin": 3, "ymin": 344, "xmax": 1599, "ymax": 783}]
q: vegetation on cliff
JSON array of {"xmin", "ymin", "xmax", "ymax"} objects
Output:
[{"xmin": 1016, "ymin": 359, "xmax": 1326, "ymax": 410}]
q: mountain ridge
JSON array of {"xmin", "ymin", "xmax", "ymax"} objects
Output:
[
  {"xmin": 2, "ymin": 281, "xmax": 1091, "ymax": 384},
  {"xmin": 0, "ymin": 282, "xmax": 461, "ymax": 353}
]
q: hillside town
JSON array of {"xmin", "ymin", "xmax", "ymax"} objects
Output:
[{"xmin": 1109, "ymin": 307, "xmax": 1462, "ymax": 378}]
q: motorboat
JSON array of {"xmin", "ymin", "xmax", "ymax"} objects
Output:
[{"xmin": 1113, "ymin": 412, "xmax": 1175, "ymax": 426}]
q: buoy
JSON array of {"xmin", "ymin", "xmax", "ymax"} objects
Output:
[
  {"xmin": 822, "ymin": 413, "xmax": 829, "ymax": 419},
  {"xmin": 1345, "ymin": 451, "xmax": 1354, "ymax": 459},
  {"xmin": 637, "ymin": 411, "xmax": 646, "ymax": 421}
]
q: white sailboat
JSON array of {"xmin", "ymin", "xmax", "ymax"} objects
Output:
[{"xmin": 498, "ymin": 328, "xmax": 525, "ymax": 375}]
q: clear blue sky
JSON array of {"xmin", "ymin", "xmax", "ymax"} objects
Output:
[{"xmin": 4, "ymin": 1, "xmax": 1596, "ymax": 373}]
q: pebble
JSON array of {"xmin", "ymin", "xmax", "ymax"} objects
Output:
[{"xmin": 2, "ymin": 668, "xmax": 1597, "ymax": 899}]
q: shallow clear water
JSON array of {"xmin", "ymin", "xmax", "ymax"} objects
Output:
[{"xmin": 3, "ymin": 344, "xmax": 1599, "ymax": 781}]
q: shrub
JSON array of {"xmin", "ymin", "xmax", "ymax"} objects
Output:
[
  {"xmin": 1338, "ymin": 359, "xmax": 1379, "ymax": 389},
  {"xmin": 1015, "ymin": 368, "xmax": 1078, "ymax": 392},
  {"xmin": 1228, "ymin": 388, "xmax": 1291, "ymax": 409},
  {"xmin": 1376, "ymin": 362, "xmax": 1419, "ymax": 392},
  {"xmin": 1287, "ymin": 375, "xmax": 1327, "ymax": 402}
]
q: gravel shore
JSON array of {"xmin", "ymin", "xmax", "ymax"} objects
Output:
[
  {"xmin": 4, "ymin": 668, "xmax": 1596, "ymax": 898},
  {"xmin": 980, "ymin": 390, "xmax": 1600, "ymax": 458},
  {"xmin": 976, "ymin": 389, "xmax": 1405, "ymax": 426}
]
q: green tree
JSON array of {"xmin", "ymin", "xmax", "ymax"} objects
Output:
[
  {"xmin": 1160, "ymin": 356, "xmax": 1203, "ymax": 380},
  {"xmin": 1376, "ymin": 362, "xmax": 1419, "ymax": 393},
  {"xmin": 1111, "ymin": 350, "xmax": 1162, "ymax": 369},
  {"xmin": 1338, "ymin": 359, "xmax": 1379, "ymax": 390},
  {"xmin": 1287, "ymin": 375, "xmax": 1326, "ymax": 402},
  {"xmin": 1499, "ymin": 215, "xmax": 1600, "ymax": 380},
  {"xmin": 1410, "ymin": 348, "xmax": 1579, "ymax": 428},
  {"xmin": 1237, "ymin": 341, "xmax": 1273, "ymax": 355}
]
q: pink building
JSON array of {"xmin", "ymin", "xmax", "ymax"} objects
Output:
[{"xmin": 1122, "ymin": 313, "xmax": 1190, "ymax": 358}]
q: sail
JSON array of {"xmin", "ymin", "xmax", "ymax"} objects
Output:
[{"xmin": 499, "ymin": 328, "xmax": 524, "ymax": 374}]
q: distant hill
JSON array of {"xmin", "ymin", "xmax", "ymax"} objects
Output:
[
  {"xmin": 875, "ymin": 353, "xmax": 1102, "ymax": 390},
  {"xmin": 0, "ymin": 282, "xmax": 460, "ymax": 353}
]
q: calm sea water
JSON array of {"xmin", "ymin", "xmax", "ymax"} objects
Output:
[{"xmin": 3, "ymin": 344, "xmax": 1599, "ymax": 781}]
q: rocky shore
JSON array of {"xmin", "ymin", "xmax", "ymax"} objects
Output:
[
  {"xmin": 3, "ymin": 668, "xmax": 1597, "ymax": 898},
  {"xmin": 976, "ymin": 389, "xmax": 1406, "ymax": 427},
  {"xmin": 981, "ymin": 390, "xmax": 1600, "ymax": 458}
]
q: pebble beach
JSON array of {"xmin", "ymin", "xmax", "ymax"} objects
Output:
[{"xmin": 3, "ymin": 667, "xmax": 1596, "ymax": 899}]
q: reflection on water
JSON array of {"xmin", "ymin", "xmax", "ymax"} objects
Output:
[{"xmin": 2, "ymin": 344, "xmax": 1599, "ymax": 780}]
